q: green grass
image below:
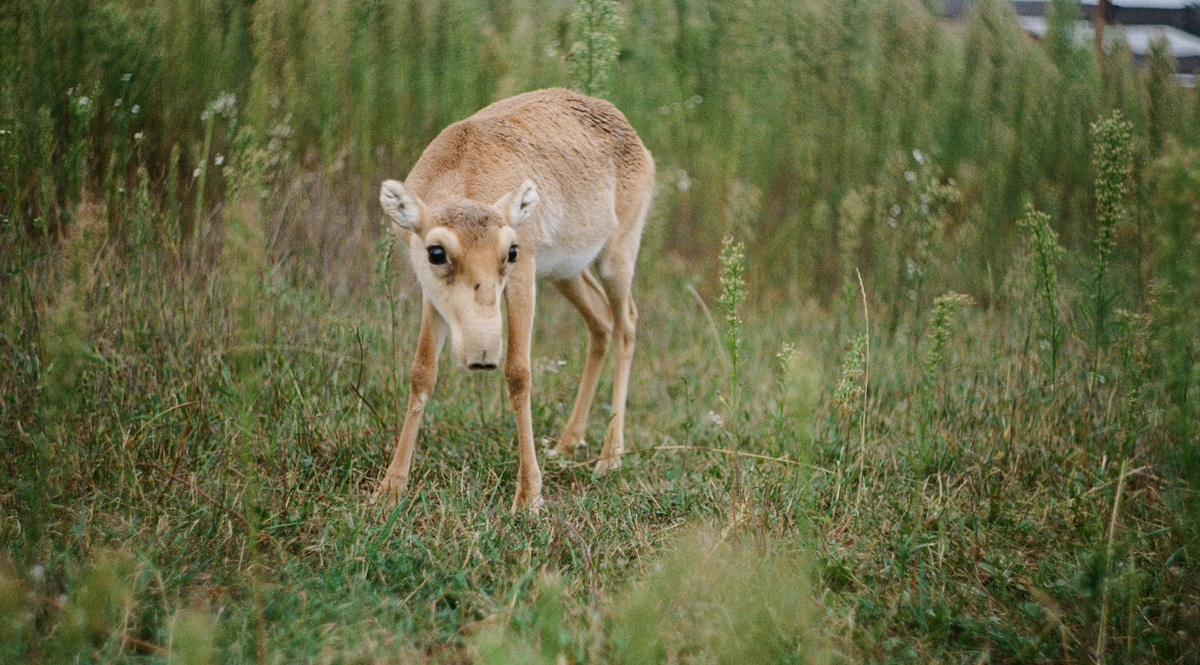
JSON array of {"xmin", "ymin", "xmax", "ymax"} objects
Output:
[
  {"xmin": 2, "ymin": 204, "xmax": 1197, "ymax": 661},
  {"xmin": 3, "ymin": 0, "xmax": 1200, "ymax": 662}
]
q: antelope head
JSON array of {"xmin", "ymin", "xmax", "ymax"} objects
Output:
[{"xmin": 379, "ymin": 178, "xmax": 539, "ymax": 370}]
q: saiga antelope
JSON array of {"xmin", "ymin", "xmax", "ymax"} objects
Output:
[{"xmin": 376, "ymin": 88, "xmax": 655, "ymax": 512}]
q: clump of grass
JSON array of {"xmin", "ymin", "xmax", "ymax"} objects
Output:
[
  {"xmin": 167, "ymin": 610, "xmax": 218, "ymax": 665},
  {"xmin": 472, "ymin": 530, "xmax": 830, "ymax": 665},
  {"xmin": 43, "ymin": 551, "xmax": 145, "ymax": 661},
  {"xmin": 614, "ymin": 529, "xmax": 829, "ymax": 665}
]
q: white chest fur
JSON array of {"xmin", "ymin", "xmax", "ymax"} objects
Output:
[{"xmin": 534, "ymin": 242, "xmax": 605, "ymax": 281}]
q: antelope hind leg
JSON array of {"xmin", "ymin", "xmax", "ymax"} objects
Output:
[{"xmin": 551, "ymin": 270, "xmax": 613, "ymax": 458}]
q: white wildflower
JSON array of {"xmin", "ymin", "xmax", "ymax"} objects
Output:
[
  {"xmin": 905, "ymin": 170, "xmax": 916, "ymax": 182},
  {"xmin": 913, "ymin": 149, "xmax": 924, "ymax": 164},
  {"xmin": 214, "ymin": 155, "xmax": 224, "ymax": 166},
  {"xmin": 122, "ymin": 72, "xmax": 132, "ymax": 82},
  {"xmin": 890, "ymin": 204, "xmax": 902, "ymax": 217},
  {"xmin": 707, "ymin": 410, "xmax": 725, "ymax": 428},
  {"xmin": 676, "ymin": 169, "xmax": 691, "ymax": 193},
  {"xmin": 131, "ymin": 105, "xmax": 140, "ymax": 115},
  {"xmin": 193, "ymin": 168, "xmax": 201, "ymax": 178}
]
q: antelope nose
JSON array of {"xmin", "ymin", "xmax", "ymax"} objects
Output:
[{"xmin": 468, "ymin": 362, "xmax": 498, "ymax": 371}]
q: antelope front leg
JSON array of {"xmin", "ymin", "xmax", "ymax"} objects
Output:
[
  {"xmin": 505, "ymin": 262, "xmax": 543, "ymax": 512},
  {"xmin": 375, "ymin": 299, "xmax": 447, "ymax": 504}
]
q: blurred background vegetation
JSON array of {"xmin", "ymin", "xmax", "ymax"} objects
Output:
[
  {"xmin": 4, "ymin": 0, "xmax": 1198, "ymax": 303},
  {"xmin": 3, "ymin": 0, "xmax": 1200, "ymax": 662}
]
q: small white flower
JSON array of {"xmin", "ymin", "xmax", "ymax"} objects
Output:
[
  {"xmin": 31, "ymin": 565, "xmax": 44, "ymax": 582},
  {"xmin": 890, "ymin": 204, "xmax": 902, "ymax": 216},
  {"xmin": 122, "ymin": 72, "xmax": 132, "ymax": 82},
  {"xmin": 77, "ymin": 96, "xmax": 90, "ymax": 107},
  {"xmin": 214, "ymin": 155, "xmax": 224, "ymax": 166},
  {"xmin": 676, "ymin": 169, "xmax": 691, "ymax": 193},
  {"xmin": 131, "ymin": 105, "xmax": 140, "ymax": 115},
  {"xmin": 114, "ymin": 98, "xmax": 122, "ymax": 108},
  {"xmin": 134, "ymin": 131, "xmax": 144, "ymax": 141},
  {"xmin": 913, "ymin": 149, "xmax": 924, "ymax": 164},
  {"xmin": 707, "ymin": 410, "xmax": 725, "ymax": 428},
  {"xmin": 888, "ymin": 216, "xmax": 898, "ymax": 228},
  {"xmin": 193, "ymin": 168, "xmax": 201, "ymax": 178},
  {"xmin": 904, "ymin": 170, "xmax": 916, "ymax": 182}
]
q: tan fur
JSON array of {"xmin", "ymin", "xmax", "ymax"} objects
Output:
[{"xmin": 376, "ymin": 89, "xmax": 655, "ymax": 512}]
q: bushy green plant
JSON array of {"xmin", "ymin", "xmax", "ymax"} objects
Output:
[{"xmin": 568, "ymin": 0, "xmax": 621, "ymax": 98}]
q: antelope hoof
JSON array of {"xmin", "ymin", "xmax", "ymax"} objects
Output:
[
  {"xmin": 593, "ymin": 453, "xmax": 623, "ymax": 476},
  {"xmin": 511, "ymin": 489, "xmax": 545, "ymax": 514},
  {"xmin": 550, "ymin": 434, "xmax": 585, "ymax": 459},
  {"xmin": 373, "ymin": 474, "xmax": 408, "ymax": 506}
]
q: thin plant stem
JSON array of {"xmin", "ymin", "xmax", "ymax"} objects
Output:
[
  {"xmin": 854, "ymin": 267, "xmax": 870, "ymax": 515},
  {"xmin": 1097, "ymin": 458, "xmax": 1130, "ymax": 663}
]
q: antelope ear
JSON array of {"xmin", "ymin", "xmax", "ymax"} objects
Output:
[
  {"xmin": 380, "ymin": 180, "xmax": 424, "ymax": 233},
  {"xmin": 496, "ymin": 179, "xmax": 539, "ymax": 229}
]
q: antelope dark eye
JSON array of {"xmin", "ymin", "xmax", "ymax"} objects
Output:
[
  {"xmin": 507, "ymin": 244, "xmax": 519, "ymax": 263},
  {"xmin": 427, "ymin": 245, "xmax": 447, "ymax": 265}
]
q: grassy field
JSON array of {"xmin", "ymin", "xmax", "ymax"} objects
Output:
[{"xmin": 3, "ymin": 0, "xmax": 1200, "ymax": 663}]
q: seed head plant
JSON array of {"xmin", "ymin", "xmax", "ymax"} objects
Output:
[
  {"xmin": 924, "ymin": 291, "xmax": 974, "ymax": 377},
  {"xmin": 568, "ymin": 0, "xmax": 621, "ymax": 98},
  {"xmin": 1087, "ymin": 111, "xmax": 1134, "ymax": 373},
  {"xmin": 718, "ymin": 236, "xmax": 746, "ymax": 498},
  {"xmin": 1018, "ymin": 203, "xmax": 1066, "ymax": 383},
  {"xmin": 192, "ymin": 92, "xmax": 238, "ymax": 262},
  {"xmin": 834, "ymin": 335, "xmax": 867, "ymax": 423},
  {"xmin": 884, "ymin": 150, "xmax": 961, "ymax": 336}
]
